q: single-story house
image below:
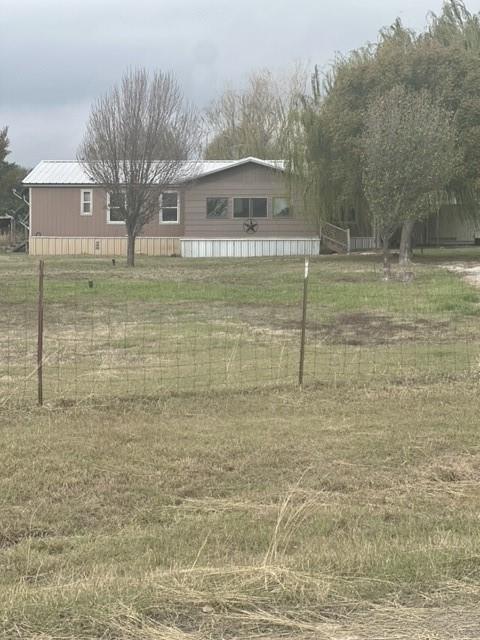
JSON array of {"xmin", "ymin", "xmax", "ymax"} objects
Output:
[
  {"xmin": 23, "ymin": 157, "xmax": 331, "ymax": 258},
  {"xmin": 22, "ymin": 157, "xmax": 480, "ymax": 257}
]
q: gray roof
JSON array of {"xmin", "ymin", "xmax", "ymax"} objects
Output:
[{"xmin": 23, "ymin": 157, "xmax": 285, "ymax": 185}]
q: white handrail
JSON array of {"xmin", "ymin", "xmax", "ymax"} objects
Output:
[
  {"xmin": 323, "ymin": 221, "xmax": 349, "ymax": 234},
  {"xmin": 321, "ymin": 221, "xmax": 350, "ymax": 254}
]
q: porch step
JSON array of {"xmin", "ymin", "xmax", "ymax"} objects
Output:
[{"xmin": 5, "ymin": 242, "xmax": 27, "ymax": 253}]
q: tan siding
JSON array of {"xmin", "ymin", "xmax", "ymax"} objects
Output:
[
  {"xmin": 184, "ymin": 164, "xmax": 317, "ymax": 238},
  {"xmin": 30, "ymin": 186, "xmax": 184, "ymax": 238},
  {"xmin": 29, "ymin": 163, "xmax": 318, "ymax": 247},
  {"xmin": 29, "ymin": 236, "xmax": 180, "ymax": 256}
]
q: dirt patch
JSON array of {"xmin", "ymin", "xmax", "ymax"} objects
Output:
[
  {"xmin": 442, "ymin": 262, "xmax": 480, "ymax": 287},
  {"xmin": 318, "ymin": 312, "xmax": 448, "ymax": 346}
]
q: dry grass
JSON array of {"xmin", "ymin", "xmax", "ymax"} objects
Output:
[
  {"xmin": 1, "ymin": 250, "xmax": 480, "ymax": 636},
  {"xmin": 1, "ymin": 381, "xmax": 480, "ymax": 638}
]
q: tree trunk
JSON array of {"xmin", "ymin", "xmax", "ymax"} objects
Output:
[
  {"xmin": 399, "ymin": 220, "xmax": 415, "ymax": 265},
  {"xmin": 127, "ymin": 232, "xmax": 136, "ymax": 267},
  {"xmin": 382, "ymin": 235, "xmax": 391, "ymax": 280}
]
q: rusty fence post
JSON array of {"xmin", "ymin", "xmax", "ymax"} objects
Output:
[
  {"xmin": 37, "ymin": 259, "xmax": 45, "ymax": 406},
  {"xmin": 298, "ymin": 257, "xmax": 309, "ymax": 387}
]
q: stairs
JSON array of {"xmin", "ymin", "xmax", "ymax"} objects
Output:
[
  {"xmin": 3, "ymin": 241, "xmax": 27, "ymax": 253},
  {"xmin": 321, "ymin": 222, "xmax": 350, "ymax": 254}
]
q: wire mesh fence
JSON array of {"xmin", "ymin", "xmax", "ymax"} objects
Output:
[{"xmin": 1, "ymin": 254, "xmax": 478, "ymax": 406}]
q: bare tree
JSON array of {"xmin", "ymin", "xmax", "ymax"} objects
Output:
[{"xmin": 78, "ymin": 69, "xmax": 200, "ymax": 266}]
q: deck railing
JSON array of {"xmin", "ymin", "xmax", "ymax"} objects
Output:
[{"xmin": 321, "ymin": 222, "xmax": 351, "ymax": 253}]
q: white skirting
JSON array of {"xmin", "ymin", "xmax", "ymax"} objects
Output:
[
  {"xmin": 181, "ymin": 237, "xmax": 321, "ymax": 258},
  {"xmin": 350, "ymin": 237, "xmax": 377, "ymax": 251}
]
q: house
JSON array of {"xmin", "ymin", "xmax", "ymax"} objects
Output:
[
  {"xmin": 416, "ymin": 205, "xmax": 480, "ymax": 246},
  {"xmin": 23, "ymin": 157, "xmax": 328, "ymax": 258}
]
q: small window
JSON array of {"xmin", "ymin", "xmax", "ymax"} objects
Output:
[
  {"xmin": 233, "ymin": 197, "xmax": 268, "ymax": 218},
  {"xmin": 272, "ymin": 197, "xmax": 291, "ymax": 218},
  {"xmin": 207, "ymin": 197, "xmax": 228, "ymax": 218},
  {"xmin": 81, "ymin": 190, "xmax": 93, "ymax": 216},
  {"xmin": 107, "ymin": 192, "xmax": 126, "ymax": 224},
  {"xmin": 160, "ymin": 191, "xmax": 179, "ymax": 223}
]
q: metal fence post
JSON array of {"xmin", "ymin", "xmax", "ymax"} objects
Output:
[
  {"xmin": 37, "ymin": 259, "xmax": 45, "ymax": 406},
  {"xmin": 298, "ymin": 257, "xmax": 309, "ymax": 387}
]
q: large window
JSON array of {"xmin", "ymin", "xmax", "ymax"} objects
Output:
[
  {"xmin": 206, "ymin": 197, "xmax": 228, "ymax": 218},
  {"xmin": 80, "ymin": 189, "xmax": 93, "ymax": 216},
  {"xmin": 107, "ymin": 192, "xmax": 126, "ymax": 224},
  {"xmin": 233, "ymin": 197, "xmax": 267, "ymax": 218},
  {"xmin": 160, "ymin": 191, "xmax": 179, "ymax": 223},
  {"xmin": 272, "ymin": 197, "xmax": 291, "ymax": 218}
]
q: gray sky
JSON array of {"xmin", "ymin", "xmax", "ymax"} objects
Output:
[{"xmin": 2, "ymin": 0, "xmax": 480, "ymax": 167}]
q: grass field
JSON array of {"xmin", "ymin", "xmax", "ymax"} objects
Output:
[
  {"xmin": 1, "ymin": 383, "xmax": 480, "ymax": 638},
  {"xmin": 1, "ymin": 249, "xmax": 480, "ymax": 638},
  {"xmin": 1, "ymin": 248, "xmax": 480, "ymax": 405}
]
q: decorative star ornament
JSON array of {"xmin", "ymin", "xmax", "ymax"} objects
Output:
[{"xmin": 243, "ymin": 219, "xmax": 258, "ymax": 234}]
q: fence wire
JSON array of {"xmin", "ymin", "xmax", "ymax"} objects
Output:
[{"xmin": 1, "ymin": 255, "xmax": 478, "ymax": 406}]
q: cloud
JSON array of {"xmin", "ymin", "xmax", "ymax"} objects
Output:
[{"xmin": 1, "ymin": 0, "xmax": 480, "ymax": 165}]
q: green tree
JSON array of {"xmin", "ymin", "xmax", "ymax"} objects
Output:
[
  {"xmin": 363, "ymin": 87, "xmax": 458, "ymax": 276},
  {"xmin": 205, "ymin": 69, "xmax": 305, "ymax": 160},
  {"xmin": 0, "ymin": 127, "xmax": 9, "ymax": 162},
  {"xmin": 0, "ymin": 127, "xmax": 28, "ymax": 222},
  {"xmin": 288, "ymin": 5, "xmax": 480, "ymax": 260}
]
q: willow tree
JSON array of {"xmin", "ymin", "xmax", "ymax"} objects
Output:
[
  {"xmin": 284, "ymin": 67, "xmax": 353, "ymax": 234},
  {"xmin": 78, "ymin": 69, "xmax": 200, "ymax": 266},
  {"xmin": 428, "ymin": 0, "xmax": 480, "ymax": 50},
  {"xmin": 363, "ymin": 87, "xmax": 458, "ymax": 276},
  {"xmin": 204, "ymin": 68, "xmax": 305, "ymax": 160},
  {"xmin": 287, "ymin": 6, "xmax": 480, "ymax": 258}
]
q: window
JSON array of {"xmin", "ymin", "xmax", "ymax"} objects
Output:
[
  {"xmin": 272, "ymin": 197, "xmax": 291, "ymax": 218},
  {"xmin": 160, "ymin": 191, "xmax": 179, "ymax": 223},
  {"xmin": 206, "ymin": 197, "xmax": 228, "ymax": 218},
  {"xmin": 107, "ymin": 192, "xmax": 126, "ymax": 224},
  {"xmin": 233, "ymin": 197, "xmax": 267, "ymax": 218},
  {"xmin": 81, "ymin": 190, "xmax": 93, "ymax": 216}
]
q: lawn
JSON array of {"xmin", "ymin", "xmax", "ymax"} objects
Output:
[
  {"xmin": 1, "ymin": 382, "xmax": 479, "ymax": 638},
  {"xmin": 1, "ymin": 249, "xmax": 480, "ymax": 405},
  {"xmin": 0, "ymin": 249, "xmax": 480, "ymax": 637}
]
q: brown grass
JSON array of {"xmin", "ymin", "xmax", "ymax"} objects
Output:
[{"xmin": 1, "ymin": 381, "xmax": 480, "ymax": 638}]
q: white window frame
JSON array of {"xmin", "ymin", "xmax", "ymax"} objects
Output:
[
  {"xmin": 80, "ymin": 189, "xmax": 93, "ymax": 216},
  {"xmin": 160, "ymin": 190, "xmax": 180, "ymax": 224},
  {"xmin": 106, "ymin": 191, "xmax": 126, "ymax": 225}
]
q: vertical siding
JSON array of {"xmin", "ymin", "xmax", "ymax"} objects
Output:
[
  {"xmin": 181, "ymin": 238, "xmax": 320, "ymax": 258},
  {"xmin": 425, "ymin": 205, "xmax": 479, "ymax": 244},
  {"xmin": 29, "ymin": 237, "xmax": 180, "ymax": 256}
]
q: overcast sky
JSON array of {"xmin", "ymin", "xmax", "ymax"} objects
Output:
[{"xmin": 2, "ymin": 0, "xmax": 480, "ymax": 167}]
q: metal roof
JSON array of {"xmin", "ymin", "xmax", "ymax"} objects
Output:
[{"xmin": 23, "ymin": 157, "xmax": 285, "ymax": 185}]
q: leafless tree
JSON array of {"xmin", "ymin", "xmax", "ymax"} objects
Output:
[{"xmin": 78, "ymin": 69, "xmax": 201, "ymax": 266}]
